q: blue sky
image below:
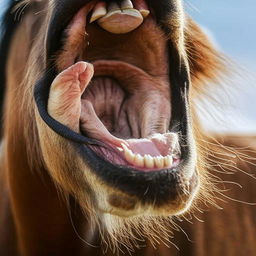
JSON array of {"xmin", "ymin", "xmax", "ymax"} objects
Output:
[
  {"xmin": 1, "ymin": 0, "xmax": 255, "ymax": 133},
  {"xmin": 187, "ymin": 0, "xmax": 256, "ymax": 68},
  {"xmin": 186, "ymin": 0, "xmax": 256, "ymax": 133}
]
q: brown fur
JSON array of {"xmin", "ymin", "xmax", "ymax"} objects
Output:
[{"xmin": 0, "ymin": 1, "xmax": 255, "ymax": 255}]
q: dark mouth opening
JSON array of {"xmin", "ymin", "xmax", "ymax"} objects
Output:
[{"xmin": 34, "ymin": 0, "xmax": 197, "ymax": 205}]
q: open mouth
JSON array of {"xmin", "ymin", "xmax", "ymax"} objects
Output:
[
  {"xmin": 80, "ymin": 58, "xmax": 181, "ymax": 171},
  {"xmin": 54, "ymin": 0, "xmax": 182, "ymax": 171},
  {"xmin": 35, "ymin": 0, "xmax": 198, "ymax": 207}
]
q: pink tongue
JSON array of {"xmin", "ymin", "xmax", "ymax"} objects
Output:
[
  {"xmin": 125, "ymin": 133, "xmax": 178, "ymax": 157},
  {"xmin": 80, "ymin": 87, "xmax": 177, "ymax": 157},
  {"xmin": 126, "ymin": 139, "xmax": 161, "ymax": 157}
]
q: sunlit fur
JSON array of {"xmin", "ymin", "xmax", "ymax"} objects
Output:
[{"xmin": 1, "ymin": 0, "xmax": 256, "ymax": 255}]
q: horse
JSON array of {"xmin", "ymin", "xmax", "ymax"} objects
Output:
[{"xmin": 0, "ymin": 0, "xmax": 256, "ymax": 255}]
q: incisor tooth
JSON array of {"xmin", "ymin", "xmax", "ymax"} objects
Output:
[
  {"xmin": 164, "ymin": 155, "xmax": 173, "ymax": 167},
  {"xmin": 134, "ymin": 154, "xmax": 144, "ymax": 168},
  {"xmin": 121, "ymin": 0, "xmax": 133, "ymax": 10},
  {"xmin": 90, "ymin": 2, "xmax": 107, "ymax": 23},
  {"xmin": 144, "ymin": 155, "xmax": 154, "ymax": 168},
  {"xmin": 155, "ymin": 156, "xmax": 164, "ymax": 169},
  {"xmin": 125, "ymin": 149, "xmax": 135, "ymax": 163},
  {"xmin": 139, "ymin": 9, "xmax": 150, "ymax": 18}
]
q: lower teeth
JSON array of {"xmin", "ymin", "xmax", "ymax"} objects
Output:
[{"xmin": 120, "ymin": 143, "xmax": 175, "ymax": 169}]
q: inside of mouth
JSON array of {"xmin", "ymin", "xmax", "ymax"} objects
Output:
[
  {"xmin": 79, "ymin": 62, "xmax": 180, "ymax": 170},
  {"xmin": 55, "ymin": 0, "xmax": 181, "ymax": 171}
]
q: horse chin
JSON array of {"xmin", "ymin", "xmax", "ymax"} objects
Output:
[{"xmin": 37, "ymin": 0, "xmax": 200, "ymax": 219}]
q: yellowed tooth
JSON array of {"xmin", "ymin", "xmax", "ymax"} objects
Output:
[
  {"xmin": 155, "ymin": 156, "xmax": 164, "ymax": 169},
  {"xmin": 139, "ymin": 9, "xmax": 150, "ymax": 18},
  {"xmin": 164, "ymin": 155, "xmax": 173, "ymax": 167},
  {"xmin": 125, "ymin": 149, "xmax": 135, "ymax": 163},
  {"xmin": 121, "ymin": 0, "xmax": 133, "ymax": 10},
  {"xmin": 90, "ymin": 2, "xmax": 107, "ymax": 23},
  {"xmin": 144, "ymin": 155, "xmax": 154, "ymax": 169},
  {"xmin": 134, "ymin": 154, "xmax": 144, "ymax": 168}
]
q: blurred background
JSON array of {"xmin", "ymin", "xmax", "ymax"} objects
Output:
[
  {"xmin": 0, "ymin": 0, "xmax": 255, "ymax": 134},
  {"xmin": 186, "ymin": 0, "xmax": 256, "ymax": 134}
]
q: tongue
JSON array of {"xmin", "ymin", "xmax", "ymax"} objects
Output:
[
  {"xmin": 126, "ymin": 139, "xmax": 161, "ymax": 156},
  {"xmin": 80, "ymin": 99, "xmax": 178, "ymax": 156},
  {"xmin": 80, "ymin": 99, "xmax": 125, "ymax": 147},
  {"xmin": 80, "ymin": 95, "xmax": 178, "ymax": 157},
  {"xmin": 126, "ymin": 133, "xmax": 179, "ymax": 157}
]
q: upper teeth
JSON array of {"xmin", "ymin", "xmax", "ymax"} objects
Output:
[
  {"xmin": 121, "ymin": 0, "xmax": 134, "ymax": 10},
  {"xmin": 90, "ymin": 2, "xmax": 107, "ymax": 23},
  {"xmin": 90, "ymin": 0, "xmax": 150, "ymax": 34},
  {"xmin": 120, "ymin": 143, "xmax": 174, "ymax": 169}
]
